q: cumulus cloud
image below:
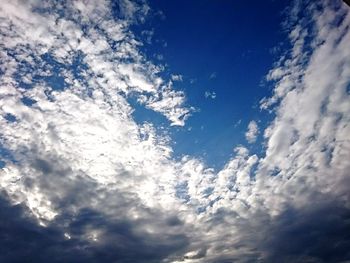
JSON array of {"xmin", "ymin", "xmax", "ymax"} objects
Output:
[
  {"xmin": 0, "ymin": 0, "xmax": 350, "ymax": 262},
  {"xmin": 245, "ymin": 120, "xmax": 259, "ymax": 143}
]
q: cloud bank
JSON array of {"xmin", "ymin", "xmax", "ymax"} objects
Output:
[{"xmin": 0, "ymin": 0, "xmax": 349, "ymax": 262}]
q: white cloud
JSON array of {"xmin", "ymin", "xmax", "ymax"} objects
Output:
[
  {"xmin": 245, "ymin": 120, "xmax": 259, "ymax": 143},
  {"xmin": 117, "ymin": 0, "xmax": 150, "ymax": 23},
  {"xmin": 0, "ymin": 0, "xmax": 190, "ymax": 231},
  {"xmin": 171, "ymin": 74, "xmax": 183, "ymax": 81},
  {"xmin": 204, "ymin": 90, "xmax": 216, "ymax": 99},
  {"xmin": 0, "ymin": 0, "xmax": 191, "ymax": 127}
]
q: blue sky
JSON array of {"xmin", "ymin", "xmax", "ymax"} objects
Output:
[
  {"xmin": 0, "ymin": 0, "xmax": 350, "ymax": 262},
  {"xmin": 131, "ymin": 0, "xmax": 290, "ymax": 168}
]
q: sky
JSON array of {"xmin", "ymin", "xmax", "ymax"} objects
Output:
[
  {"xmin": 133, "ymin": 0, "xmax": 291, "ymax": 169},
  {"xmin": 0, "ymin": 0, "xmax": 349, "ymax": 262}
]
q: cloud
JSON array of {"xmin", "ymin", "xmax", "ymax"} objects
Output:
[
  {"xmin": 0, "ymin": 0, "xmax": 193, "ymax": 260},
  {"xmin": 171, "ymin": 74, "xmax": 183, "ymax": 82},
  {"xmin": 0, "ymin": 0, "xmax": 191, "ymax": 127},
  {"xmin": 209, "ymin": 72, "xmax": 217, "ymax": 79},
  {"xmin": 0, "ymin": 0, "xmax": 350, "ymax": 262},
  {"xmin": 245, "ymin": 120, "xmax": 259, "ymax": 143},
  {"xmin": 261, "ymin": 199, "xmax": 350, "ymax": 262},
  {"xmin": 0, "ymin": 193, "xmax": 190, "ymax": 263},
  {"xmin": 204, "ymin": 91, "xmax": 216, "ymax": 99},
  {"xmin": 116, "ymin": 0, "xmax": 150, "ymax": 23}
]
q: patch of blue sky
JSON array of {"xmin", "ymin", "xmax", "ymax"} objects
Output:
[
  {"xmin": 21, "ymin": 96, "xmax": 37, "ymax": 107},
  {"xmin": 14, "ymin": 49, "xmax": 90, "ymax": 99},
  {"xmin": 69, "ymin": 51, "xmax": 93, "ymax": 92},
  {"xmin": 175, "ymin": 181, "xmax": 190, "ymax": 203},
  {"xmin": 40, "ymin": 53, "xmax": 67, "ymax": 91},
  {"xmin": 4, "ymin": 113, "xmax": 17, "ymax": 123},
  {"xmin": 11, "ymin": 52, "xmax": 66, "ymax": 92},
  {"xmin": 0, "ymin": 144, "xmax": 17, "ymax": 168},
  {"xmin": 131, "ymin": 0, "xmax": 291, "ymax": 169},
  {"xmin": 128, "ymin": 95, "xmax": 169, "ymax": 129},
  {"xmin": 1, "ymin": 114, "xmax": 18, "ymax": 169}
]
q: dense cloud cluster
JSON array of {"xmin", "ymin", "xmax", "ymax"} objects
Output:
[{"xmin": 0, "ymin": 0, "xmax": 349, "ymax": 262}]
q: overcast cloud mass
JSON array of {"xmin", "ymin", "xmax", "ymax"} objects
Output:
[{"xmin": 0, "ymin": 0, "xmax": 350, "ymax": 262}]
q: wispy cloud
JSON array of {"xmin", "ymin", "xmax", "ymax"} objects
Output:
[
  {"xmin": 245, "ymin": 120, "xmax": 259, "ymax": 143},
  {"xmin": 209, "ymin": 72, "xmax": 217, "ymax": 79},
  {"xmin": 171, "ymin": 74, "xmax": 183, "ymax": 82},
  {"xmin": 204, "ymin": 90, "xmax": 216, "ymax": 99}
]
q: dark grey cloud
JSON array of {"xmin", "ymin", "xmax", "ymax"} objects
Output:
[
  {"xmin": 1, "ymin": 151, "xmax": 190, "ymax": 263},
  {"xmin": 0, "ymin": 192, "xmax": 189, "ymax": 263},
  {"xmin": 3, "ymin": 191, "xmax": 348, "ymax": 263},
  {"xmin": 261, "ymin": 199, "xmax": 350, "ymax": 263}
]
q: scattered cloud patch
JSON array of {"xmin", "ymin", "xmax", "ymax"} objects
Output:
[
  {"xmin": 245, "ymin": 120, "xmax": 259, "ymax": 143},
  {"xmin": 155, "ymin": 54, "xmax": 164, "ymax": 60},
  {"xmin": 234, "ymin": 119, "xmax": 242, "ymax": 128},
  {"xmin": 204, "ymin": 91, "xmax": 216, "ymax": 99},
  {"xmin": 171, "ymin": 74, "xmax": 183, "ymax": 82},
  {"xmin": 141, "ymin": 29, "xmax": 154, "ymax": 44}
]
